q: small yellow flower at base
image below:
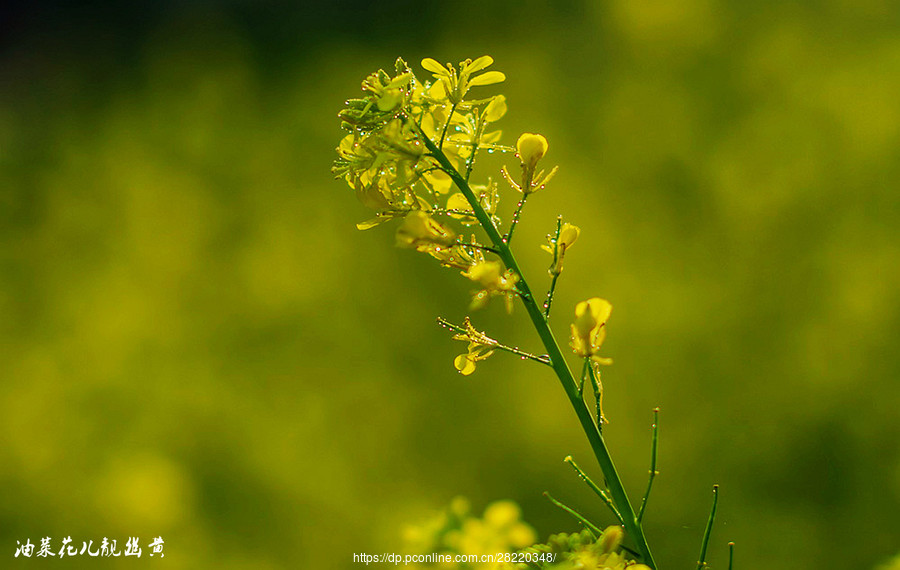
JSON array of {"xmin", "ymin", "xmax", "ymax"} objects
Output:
[
  {"xmin": 395, "ymin": 211, "xmax": 456, "ymax": 250},
  {"xmin": 570, "ymin": 297, "xmax": 614, "ymax": 363},
  {"xmin": 516, "ymin": 133, "xmax": 548, "ymax": 170}
]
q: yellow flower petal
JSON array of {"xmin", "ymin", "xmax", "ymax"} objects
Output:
[
  {"xmin": 427, "ymin": 80, "xmax": 447, "ymax": 101},
  {"xmin": 356, "ymin": 217, "xmax": 384, "ymax": 230},
  {"xmin": 484, "ymin": 95, "xmax": 507, "ymax": 123},
  {"xmin": 465, "ymin": 55, "xmax": 494, "ymax": 74},
  {"xmin": 559, "ymin": 223, "xmax": 581, "ymax": 248},
  {"xmin": 423, "ymin": 169, "xmax": 451, "ymax": 194},
  {"xmin": 454, "ymin": 354, "xmax": 476, "ymax": 375},
  {"xmin": 464, "ymin": 260, "xmax": 504, "ymax": 288},
  {"xmin": 446, "ymin": 193, "xmax": 469, "ymax": 209},
  {"xmin": 467, "ymin": 70, "xmax": 506, "ymax": 87},
  {"xmin": 481, "ymin": 130, "xmax": 503, "ymax": 144},
  {"xmin": 572, "ymin": 298, "xmax": 613, "ymax": 357},
  {"xmin": 421, "ymin": 58, "xmax": 448, "ymax": 75}
]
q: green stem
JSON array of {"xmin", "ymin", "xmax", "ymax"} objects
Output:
[
  {"xmin": 728, "ymin": 542, "xmax": 734, "ymax": 570},
  {"xmin": 456, "ymin": 242, "xmax": 500, "ymax": 255},
  {"xmin": 438, "ymin": 102, "xmax": 458, "ymax": 150},
  {"xmin": 697, "ymin": 485, "xmax": 719, "ymax": 570},
  {"xmin": 587, "ymin": 360, "xmax": 605, "ymax": 428},
  {"xmin": 420, "ymin": 133, "xmax": 657, "ymax": 569},
  {"xmin": 578, "ymin": 357, "xmax": 589, "ymax": 397},
  {"xmin": 543, "ymin": 216, "xmax": 563, "ymax": 318},
  {"xmin": 463, "ymin": 114, "xmax": 484, "ymax": 183},
  {"xmin": 505, "ymin": 194, "xmax": 529, "ymax": 244}
]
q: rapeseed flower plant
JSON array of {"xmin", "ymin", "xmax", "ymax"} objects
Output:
[{"xmin": 333, "ymin": 56, "xmax": 731, "ymax": 570}]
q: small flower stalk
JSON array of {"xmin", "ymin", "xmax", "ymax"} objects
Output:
[{"xmin": 333, "ymin": 55, "xmax": 730, "ymax": 570}]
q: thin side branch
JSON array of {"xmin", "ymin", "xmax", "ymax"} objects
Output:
[
  {"xmin": 586, "ymin": 360, "xmax": 605, "ymax": 428},
  {"xmin": 543, "ymin": 491, "xmax": 602, "ymax": 538},
  {"xmin": 564, "ymin": 455, "xmax": 625, "ymax": 526},
  {"xmin": 638, "ymin": 407, "xmax": 660, "ymax": 523},
  {"xmin": 697, "ymin": 485, "xmax": 720, "ymax": 570},
  {"xmin": 543, "ymin": 216, "xmax": 563, "ymax": 318},
  {"xmin": 436, "ymin": 318, "xmax": 551, "ymax": 366},
  {"xmin": 578, "ymin": 357, "xmax": 589, "ymax": 397},
  {"xmin": 456, "ymin": 242, "xmax": 500, "ymax": 254},
  {"xmin": 505, "ymin": 195, "xmax": 529, "ymax": 244},
  {"xmin": 438, "ymin": 102, "xmax": 458, "ymax": 150}
]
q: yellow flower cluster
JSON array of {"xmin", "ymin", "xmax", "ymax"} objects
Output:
[
  {"xmin": 402, "ymin": 497, "xmax": 536, "ymax": 570},
  {"xmin": 333, "ymin": 56, "xmax": 537, "ymax": 312},
  {"xmin": 529, "ymin": 526, "xmax": 651, "ymax": 570},
  {"xmin": 333, "ymin": 56, "xmax": 509, "ymax": 228}
]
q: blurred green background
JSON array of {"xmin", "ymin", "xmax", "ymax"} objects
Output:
[{"xmin": 2, "ymin": 1, "xmax": 899, "ymax": 568}]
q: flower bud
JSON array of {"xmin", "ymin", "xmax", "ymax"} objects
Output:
[
  {"xmin": 547, "ymin": 223, "xmax": 581, "ymax": 275},
  {"xmin": 559, "ymin": 223, "xmax": 580, "ymax": 248},
  {"xmin": 516, "ymin": 133, "xmax": 548, "ymax": 170},
  {"xmin": 571, "ymin": 298, "xmax": 612, "ymax": 358},
  {"xmin": 598, "ymin": 525, "xmax": 624, "ymax": 553}
]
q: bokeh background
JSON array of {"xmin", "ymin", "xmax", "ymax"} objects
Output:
[{"xmin": 2, "ymin": 1, "xmax": 899, "ymax": 568}]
